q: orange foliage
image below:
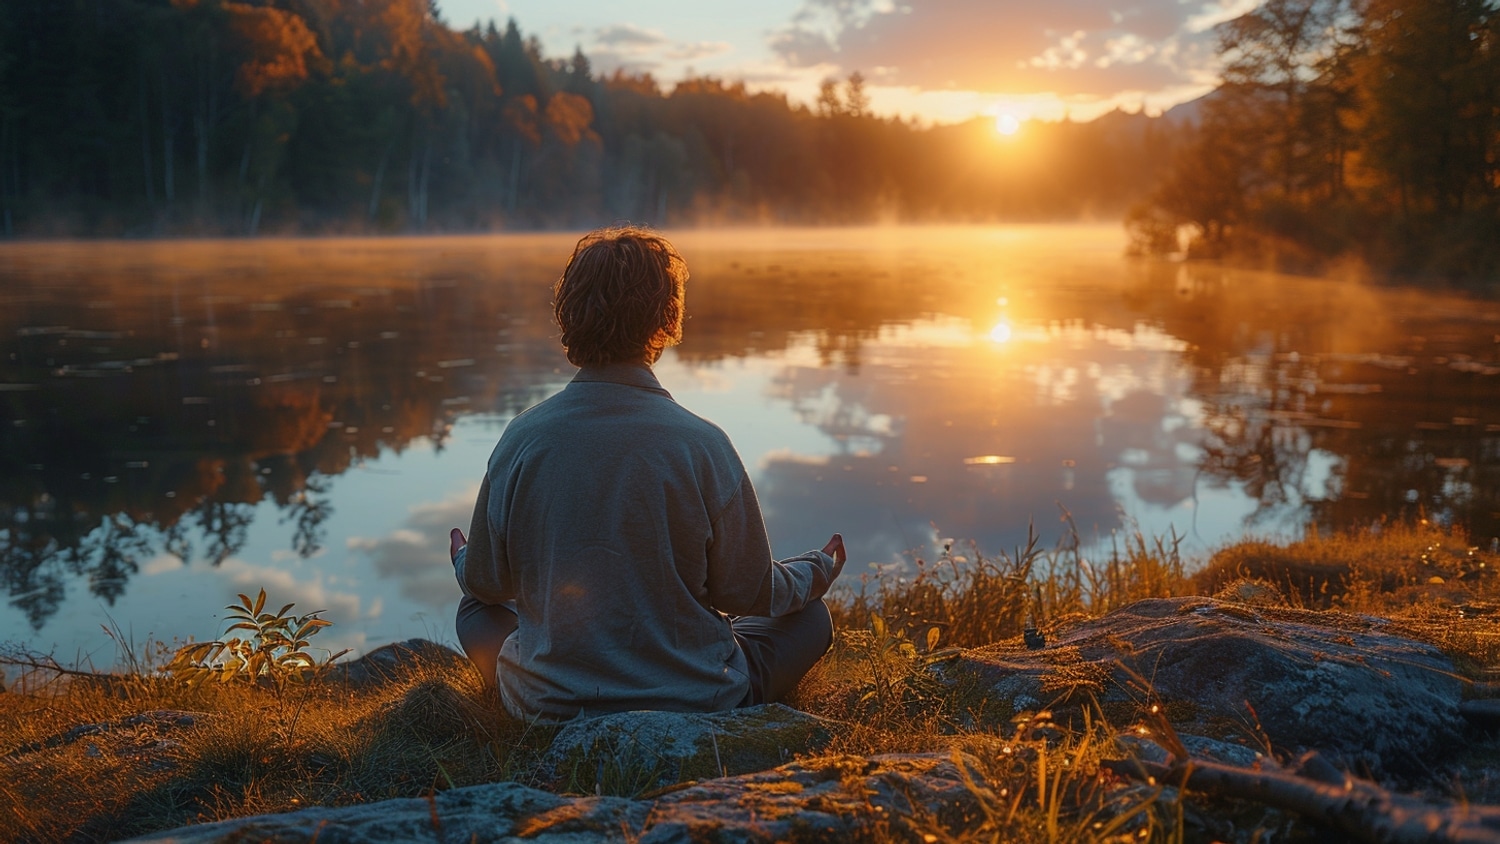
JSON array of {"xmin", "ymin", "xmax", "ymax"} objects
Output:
[
  {"xmin": 544, "ymin": 92, "xmax": 597, "ymax": 147},
  {"xmin": 504, "ymin": 95, "xmax": 541, "ymax": 145},
  {"xmin": 225, "ymin": 2, "xmax": 324, "ymax": 98},
  {"xmin": 248, "ymin": 387, "xmax": 334, "ymax": 457},
  {"xmin": 375, "ymin": 0, "xmax": 447, "ymax": 108}
]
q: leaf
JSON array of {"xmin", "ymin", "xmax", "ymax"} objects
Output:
[
  {"xmin": 926, "ymin": 627, "xmax": 941, "ymax": 652},
  {"xmin": 235, "ymin": 593, "xmax": 254, "ymax": 612},
  {"xmin": 293, "ymin": 618, "xmax": 331, "ymax": 640},
  {"xmin": 276, "ymin": 603, "xmax": 296, "ymax": 619},
  {"xmin": 253, "ymin": 588, "xmax": 267, "ymax": 616},
  {"xmin": 870, "ymin": 614, "xmax": 886, "ymax": 640}
]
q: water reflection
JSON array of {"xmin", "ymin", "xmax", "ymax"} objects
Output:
[{"xmin": 1, "ymin": 228, "xmax": 1498, "ymax": 653}]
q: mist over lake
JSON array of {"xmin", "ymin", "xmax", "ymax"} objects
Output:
[{"xmin": 4, "ymin": 225, "xmax": 1498, "ymax": 662}]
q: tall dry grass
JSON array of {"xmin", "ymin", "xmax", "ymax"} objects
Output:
[{"xmin": 4, "ymin": 520, "xmax": 1499, "ymax": 842}]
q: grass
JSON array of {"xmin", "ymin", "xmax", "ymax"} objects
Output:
[{"xmin": 4, "ymin": 520, "xmax": 1500, "ymax": 842}]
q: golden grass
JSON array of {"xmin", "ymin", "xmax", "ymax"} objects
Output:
[{"xmin": 4, "ymin": 520, "xmax": 1500, "ymax": 842}]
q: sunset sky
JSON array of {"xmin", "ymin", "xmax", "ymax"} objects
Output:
[{"xmin": 440, "ymin": 0, "xmax": 1259, "ymax": 124}]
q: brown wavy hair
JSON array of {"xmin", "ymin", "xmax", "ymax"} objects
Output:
[{"xmin": 553, "ymin": 226, "xmax": 687, "ymax": 366}]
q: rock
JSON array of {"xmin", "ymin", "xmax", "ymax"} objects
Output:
[
  {"xmin": 9, "ymin": 710, "xmax": 204, "ymax": 757},
  {"xmin": 325, "ymin": 639, "xmax": 470, "ymax": 689},
  {"xmin": 124, "ymin": 752, "xmax": 990, "ymax": 843},
  {"xmin": 940, "ymin": 597, "xmax": 1464, "ymax": 780},
  {"xmin": 538, "ymin": 704, "xmax": 838, "ymax": 793}
]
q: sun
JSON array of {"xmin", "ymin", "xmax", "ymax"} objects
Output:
[{"xmin": 995, "ymin": 113, "xmax": 1021, "ymax": 136}]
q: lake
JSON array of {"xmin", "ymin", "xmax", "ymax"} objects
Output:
[{"xmin": 3, "ymin": 225, "xmax": 1498, "ymax": 665}]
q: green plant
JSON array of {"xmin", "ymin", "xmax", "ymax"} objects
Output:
[
  {"xmin": 164, "ymin": 589, "xmax": 348, "ymax": 693},
  {"xmin": 838, "ymin": 613, "xmax": 958, "ymax": 721}
]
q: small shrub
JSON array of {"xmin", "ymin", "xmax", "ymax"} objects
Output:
[{"xmin": 164, "ymin": 588, "xmax": 349, "ymax": 694}]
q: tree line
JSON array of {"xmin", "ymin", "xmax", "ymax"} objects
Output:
[
  {"xmin": 0, "ymin": 0, "xmax": 1177, "ymax": 236},
  {"xmin": 1131, "ymin": 0, "xmax": 1500, "ymax": 285}
]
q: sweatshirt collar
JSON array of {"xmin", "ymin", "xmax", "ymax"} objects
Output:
[{"xmin": 570, "ymin": 362, "xmax": 672, "ymax": 397}]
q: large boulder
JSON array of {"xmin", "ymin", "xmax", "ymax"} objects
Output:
[
  {"xmin": 125, "ymin": 752, "xmax": 988, "ymax": 843},
  {"xmin": 537, "ymin": 703, "xmax": 838, "ymax": 793},
  {"xmin": 940, "ymin": 597, "xmax": 1465, "ymax": 780}
]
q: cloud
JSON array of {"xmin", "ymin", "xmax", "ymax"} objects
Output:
[
  {"xmin": 770, "ymin": 0, "xmax": 1229, "ymax": 99},
  {"xmin": 141, "ymin": 554, "xmax": 184, "ymax": 576},
  {"xmin": 583, "ymin": 22, "xmax": 734, "ymax": 77},
  {"xmin": 596, "ymin": 23, "xmax": 670, "ymax": 48},
  {"xmin": 218, "ymin": 558, "xmax": 364, "ymax": 623},
  {"xmin": 347, "ymin": 487, "xmax": 477, "ymax": 611},
  {"xmin": 665, "ymin": 41, "xmax": 733, "ymax": 62}
]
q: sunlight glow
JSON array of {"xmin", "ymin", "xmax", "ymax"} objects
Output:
[
  {"xmin": 996, "ymin": 113, "xmax": 1021, "ymax": 136},
  {"xmin": 988, "ymin": 320, "xmax": 1014, "ymax": 343}
]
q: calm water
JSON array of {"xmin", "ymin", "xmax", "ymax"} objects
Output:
[{"xmin": 3, "ymin": 226, "xmax": 1499, "ymax": 664}]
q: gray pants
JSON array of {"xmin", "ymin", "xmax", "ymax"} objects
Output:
[{"xmin": 454, "ymin": 596, "xmax": 833, "ymax": 706}]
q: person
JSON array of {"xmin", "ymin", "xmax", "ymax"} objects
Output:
[{"xmin": 449, "ymin": 225, "xmax": 847, "ymax": 721}]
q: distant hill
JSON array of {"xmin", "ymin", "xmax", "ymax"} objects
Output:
[{"xmin": 1161, "ymin": 93, "xmax": 1210, "ymax": 126}]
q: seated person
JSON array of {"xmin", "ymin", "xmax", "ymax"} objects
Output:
[{"xmin": 450, "ymin": 226, "xmax": 846, "ymax": 721}]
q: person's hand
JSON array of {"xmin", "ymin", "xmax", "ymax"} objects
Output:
[
  {"xmin": 821, "ymin": 532, "xmax": 846, "ymax": 581},
  {"xmin": 449, "ymin": 528, "xmax": 467, "ymax": 564}
]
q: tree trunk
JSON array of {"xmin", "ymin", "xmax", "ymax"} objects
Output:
[
  {"xmin": 161, "ymin": 68, "xmax": 175, "ymax": 206},
  {"xmin": 195, "ymin": 109, "xmax": 207, "ymax": 216},
  {"xmin": 418, "ymin": 135, "xmax": 432, "ymax": 226},
  {"xmin": 139, "ymin": 71, "xmax": 154, "ymax": 205},
  {"xmin": 368, "ymin": 137, "xmax": 393, "ymax": 221},
  {"xmin": 1, "ymin": 116, "xmax": 11, "ymax": 237},
  {"xmin": 407, "ymin": 139, "xmax": 417, "ymax": 227},
  {"xmin": 508, "ymin": 141, "xmax": 521, "ymax": 212}
]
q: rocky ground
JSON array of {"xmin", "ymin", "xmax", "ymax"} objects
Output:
[{"xmin": 91, "ymin": 595, "xmax": 1500, "ymax": 843}]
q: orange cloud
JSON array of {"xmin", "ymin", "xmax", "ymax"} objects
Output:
[{"xmin": 771, "ymin": 0, "xmax": 1227, "ymax": 99}]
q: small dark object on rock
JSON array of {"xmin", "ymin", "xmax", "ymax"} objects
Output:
[{"xmin": 1023, "ymin": 624, "xmax": 1045, "ymax": 650}]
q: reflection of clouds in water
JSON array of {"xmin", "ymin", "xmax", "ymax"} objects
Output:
[
  {"xmin": 141, "ymin": 554, "xmax": 184, "ymax": 576},
  {"xmin": 750, "ymin": 320, "xmax": 1207, "ymax": 565},
  {"xmin": 218, "ymin": 558, "xmax": 364, "ymax": 623},
  {"xmin": 347, "ymin": 487, "xmax": 477, "ymax": 611}
]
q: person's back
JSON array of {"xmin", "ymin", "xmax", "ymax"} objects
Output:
[{"xmin": 450, "ymin": 227, "xmax": 845, "ymax": 721}]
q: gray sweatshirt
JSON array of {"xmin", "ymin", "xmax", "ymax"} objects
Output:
[{"xmin": 454, "ymin": 362, "xmax": 838, "ymax": 720}]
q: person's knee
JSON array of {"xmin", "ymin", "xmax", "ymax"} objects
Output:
[
  {"xmin": 809, "ymin": 598, "xmax": 834, "ymax": 651},
  {"xmin": 453, "ymin": 597, "xmax": 517, "ymax": 689}
]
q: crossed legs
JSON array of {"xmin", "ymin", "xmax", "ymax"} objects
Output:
[{"xmin": 453, "ymin": 595, "xmax": 832, "ymax": 705}]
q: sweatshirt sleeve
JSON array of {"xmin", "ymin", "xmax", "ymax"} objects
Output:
[
  {"xmin": 453, "ymin": 474, "xmax": 513, "ymax": 605},
  {"xmin": 705, "ymin": 472, "xmax": 840, "ymax": 617}
]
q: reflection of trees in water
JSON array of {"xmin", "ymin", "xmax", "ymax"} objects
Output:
[
  {"xmin": 1199, "ymin": 400, "xmax": 1319, "ymax": 525},
  {"xmin": 1131, "ymin": 263, "xmax": 1500, "ymax": 542},
  {"xmin": 3, "ymin": 511, "xmax": 163, "ymax": 630},
  {"xmin": 4, "ymin": 242, "xmax": 1499, "ymax": 630},
  {"xmin": 0, "ymin": 262, "xmax": 563, "ymax": 628},
  {"xmin": 283, "ymin": 474, "xmax": 333, "ymax": 559}
]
